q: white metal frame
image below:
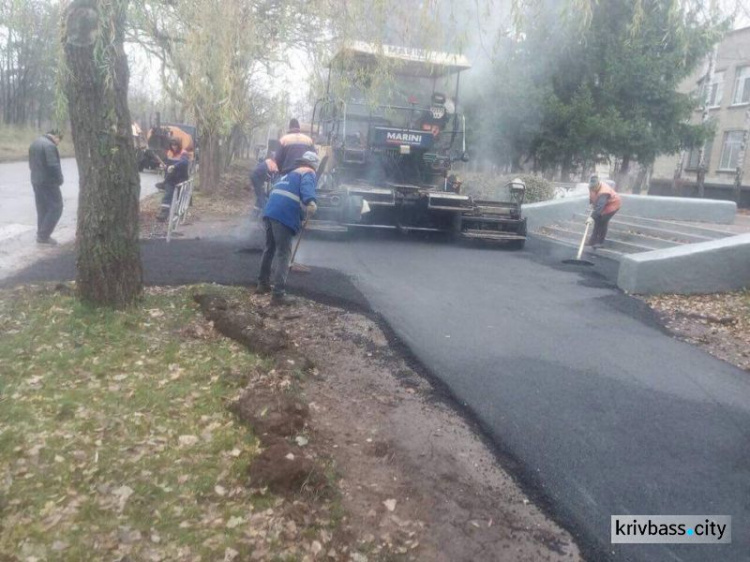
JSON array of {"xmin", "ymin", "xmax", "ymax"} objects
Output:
[{"xmin": 166, "ymin": 177, "xmax": 194, "ymax": 242}]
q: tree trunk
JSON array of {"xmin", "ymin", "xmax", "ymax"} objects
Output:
[
  {"xmin": 199, "ymin": 131, "xmax": 222, "ymax": 193},
  {"xmin": 696, "ymin": 167, "xmax": 706, "ymax": 199},
  {"xmin": 560, "ymin": 154, "xmax": 573, "ymax": 183},
  {"xmin": 62, "ymin": 0, "xmax": 142, "ymax": 308},
  {"xmin": 632, "ymin": 165, "xmax": 648, "ymax": 195},
  {"xmin": 617, "ymin": 155, "xmax": 631, "ymax": 192}
]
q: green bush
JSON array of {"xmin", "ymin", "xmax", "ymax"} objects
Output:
[
  {"xmin": 510, "ymin": 174, "xmax": 555, "ymax": 204},
  {"xmin": 460, "ymin": 172, "xmax": 554, "ymax": 204}
]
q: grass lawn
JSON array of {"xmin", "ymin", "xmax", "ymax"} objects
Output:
[
  {"xmin": 0, "ymin": 126, "xmax": 75, "ymax": 162},
  {"xmin": 0, "ymin": 285, "xmax": 271, "ymax": 561}
]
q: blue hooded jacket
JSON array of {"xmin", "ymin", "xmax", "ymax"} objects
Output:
[{"xmin": 263, "ymin": 166, "xmax": 317, "ymax": 234}]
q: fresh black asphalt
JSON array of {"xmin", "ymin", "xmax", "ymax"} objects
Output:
[{"xmin": 4, "ymin": 232, "xmax": 749, "ymax": 562}]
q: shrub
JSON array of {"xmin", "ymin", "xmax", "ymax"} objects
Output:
[{"xmin": 461, "ymin": 171, "xmax": 555, "ymax": 204}]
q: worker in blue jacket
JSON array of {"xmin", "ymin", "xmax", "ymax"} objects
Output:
[{"xmin": 255, "ymin": 151, "xmax": 319, "ymax": 305}]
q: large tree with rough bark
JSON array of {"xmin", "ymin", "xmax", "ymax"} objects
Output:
[{"xmin": 62, "ymin": 0, "xmax": 142, "ymax": 308}]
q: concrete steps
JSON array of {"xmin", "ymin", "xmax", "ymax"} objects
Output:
[
  {"xmin": 524, "ymin": 195, "xmax": 750, "ymax": 294},
  {"xmin": 569, "ymin": 213, "xmax": 721, "ymax": 244},
  {"xmin": 536, "ymin": 212, "xmax": 741, "ymax": 261},
  {"xmin": 605, "ymin": 214, "xmax": 736, "ymax": 239},
  {"xmin": 558, "ymin": 219, "xmax": 680, "ymax": 250},
  {"xmin": 540, "ymin": 224, "xmax": 675, "ymax": 254},
  {"xmin": 534, "ymin": 230, "xmax": 625, "ymax": 261}
]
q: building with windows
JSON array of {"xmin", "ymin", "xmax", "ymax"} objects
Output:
[{"xmin": 651, "ymin": 26, "xmax": 750, "ymax": 206}]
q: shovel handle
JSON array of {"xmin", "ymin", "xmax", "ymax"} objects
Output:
[
  {"xmin": 290, "ymin": 217, "xmax": 309, "ymax": 266},
  {"xmin": 576, "ymin": 221, "xmax": 592, "ymax": 260}
]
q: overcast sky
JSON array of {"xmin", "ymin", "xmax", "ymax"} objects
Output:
[{"xmin": 126, "ymin": 0, "xmax": 750, "ymax": 123}]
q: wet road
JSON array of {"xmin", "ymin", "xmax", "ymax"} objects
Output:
[
  {"xmin": 0, "ymin": 158, "xmax": 160, "ymax": 278},
  {"xmin": 4, "ymin": 226, "xmax": 750, "ymax": 562}
]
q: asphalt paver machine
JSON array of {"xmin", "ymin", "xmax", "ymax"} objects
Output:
[{"xmin": 308, "ymin": 42, "xmax": 527, "ymax": 248}]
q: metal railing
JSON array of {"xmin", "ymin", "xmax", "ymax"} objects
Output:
[{"xmin": 166, "ymin": 177, "xmax": 194, "ymax": 242}]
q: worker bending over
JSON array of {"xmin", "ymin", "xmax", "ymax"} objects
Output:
[
  {"xmin": 255, "ymin": 151, "xmax": 319, "ymax": 306},
  {"xmin": 586, "ymin": 174, "xmax": 621, "ymax": 248}
]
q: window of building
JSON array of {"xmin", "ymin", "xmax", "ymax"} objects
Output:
[
  {"xmin": 686, "ymin": 138, "xmax": 714, "ymax": 170},
  {"xmin": 700, "ymin": 71, "xmax": 725, "ymax": 108},
  {"xmin": 718, "ymin": 130, "xmax": 745, "ymax": 171},
  {"xmin": 733, "ymin": 66, "xmax": 750, "ymax": 105}
]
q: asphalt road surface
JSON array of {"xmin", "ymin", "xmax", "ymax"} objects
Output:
[
  {"xmin": 0, "ymin": 158, "xmax": 160, "ymax": 279},
  {"xmin": 3, "ymin": 228, "xmax": 749, "ymax": 562}
]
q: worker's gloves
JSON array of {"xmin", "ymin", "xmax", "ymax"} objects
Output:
[
  {"xmin": 306, "ymin": 201, "xmax": 318, "ymax": 217},
  {"xmin": 585, "ymin": 216, "xmax": 595, "ymax": 226},
  {"xmin": 167, "ymin": 165, "xmax": 175, "ymax": 174}
]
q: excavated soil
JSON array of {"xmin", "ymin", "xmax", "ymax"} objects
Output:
[{"xmin": 196, "ymin": 290, "xmax": 582, "ymax": 562}]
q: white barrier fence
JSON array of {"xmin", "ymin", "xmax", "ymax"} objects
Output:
[{"xmin": 166, "ymin": 177, "xmax": 194, "ymax": 242}]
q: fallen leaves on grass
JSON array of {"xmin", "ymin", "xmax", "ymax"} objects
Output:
[
  {"xmin": 0, "ymin": 284, "xmax": 343, "ymax": 561},
  {"xmin": 645, "ymin": 290, "xmax": 750, "ymax": 371}
]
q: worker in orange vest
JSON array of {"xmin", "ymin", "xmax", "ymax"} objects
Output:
[
  {"xmin": 587, "ymin": 175, "xmax": 622, "ymax": 247},
  {"xmin": 275, "ymin": 119, "xmax": 315, "ymax": 174}
]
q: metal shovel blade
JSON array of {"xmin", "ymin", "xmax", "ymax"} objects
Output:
[
  {"xmin": 562, "ymin": 258, "xmax": 594, "ymax": 266},
  {"xmin": 562, "ymin": 219, "xmax": 595, "ymax": 266}
]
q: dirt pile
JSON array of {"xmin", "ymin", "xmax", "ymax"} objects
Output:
[
  {"xmin": 194, "ymin": 289, "xmax": 582, "ymax": 561},
  {"xmin": 230, "ymin": 388, "xmax": 309, "ymax": 439},
  {"xmin": 215, "ymin": 160, "xmax": 254, "ymax": 200}
]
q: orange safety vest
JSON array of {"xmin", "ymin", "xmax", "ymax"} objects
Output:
[{"xmin": 590, "ymin": 183, "xmax": 621, "ymax": 215}]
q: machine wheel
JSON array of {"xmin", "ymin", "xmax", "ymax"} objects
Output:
[
  {"xmin": 508, "ymin": 217, "xmax": 527, "ymax": 250},
  {"xmin": 450, "ymin": 213, "xmax": 463, "ymax": 242}
]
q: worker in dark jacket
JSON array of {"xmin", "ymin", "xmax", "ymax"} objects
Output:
[
  {"xmin": 256, "ymin": 151, "xmax": 319, "ymax": 306},
  {"xmin": 587, "ymin": 175, "xmax": 622, "ymax": 247},
  {"xmin": 250, "ymin": 155, "xmax": 279, "ymax": 214},
  {"xmin": 275, "ymin": 119, "xmax": 315, "ymax": 174},
  {"xmin": 157, "ymin": 138, "xmax": 191, "ymax": 222},
  {"xmin": 28, "ymin": 130, "xmax": 64, "ymax": 245}
]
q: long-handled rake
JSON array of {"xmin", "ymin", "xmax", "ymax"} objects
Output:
[
  {"xmin": 562, "ymin": 219, "xmax": 595, "ymax": 266},
  {"xmin": 290, "ymin": 218, "xmax": 311, "ymax": 273}
]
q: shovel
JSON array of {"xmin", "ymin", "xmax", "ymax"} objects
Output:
[
  {"xmin": 290, "ymin": 218, "xmax": 311, "ymax": 273},
  {"xmin": 562, "ymin": 219, "xmax": 595, "ymax": 266}
]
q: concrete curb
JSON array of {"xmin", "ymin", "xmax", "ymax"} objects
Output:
[
  {"xmin": 617, "ymin": 233, "xmax": 750, "ymax": 295},
  {"xmin": 523, "ymin": 197, "xmax": 590, "ymax": 232},
  {"xmin": 523, "ymin": 194, "xmax": 737, "ymax": 231},
  {"xmin": 618, "ymin": 194, "xmax": 737, "ymax": 224}
]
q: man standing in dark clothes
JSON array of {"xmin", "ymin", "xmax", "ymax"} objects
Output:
[
  {"xmin": 28, "ymin": 130, "xmax": 64, "ymax": 245},
  {"xmin": 250, "ymin": 154, "xmax": 279, "ymax": 215},
  {"xmin": 275, "ymin": 119, "xmax": 315, "ymax": 174}
]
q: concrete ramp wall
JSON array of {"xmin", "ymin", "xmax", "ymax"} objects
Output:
[
  {"xmin": 524, "ymin": 194, "xmax": 745, "ymax": 295},
  {"xmin": 618, "ymin": 234, "xmax": 750, "ymax": 295},
  {"xmin": 523, "ymin": 194, "xmax": 737, "ymax": 231}
]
